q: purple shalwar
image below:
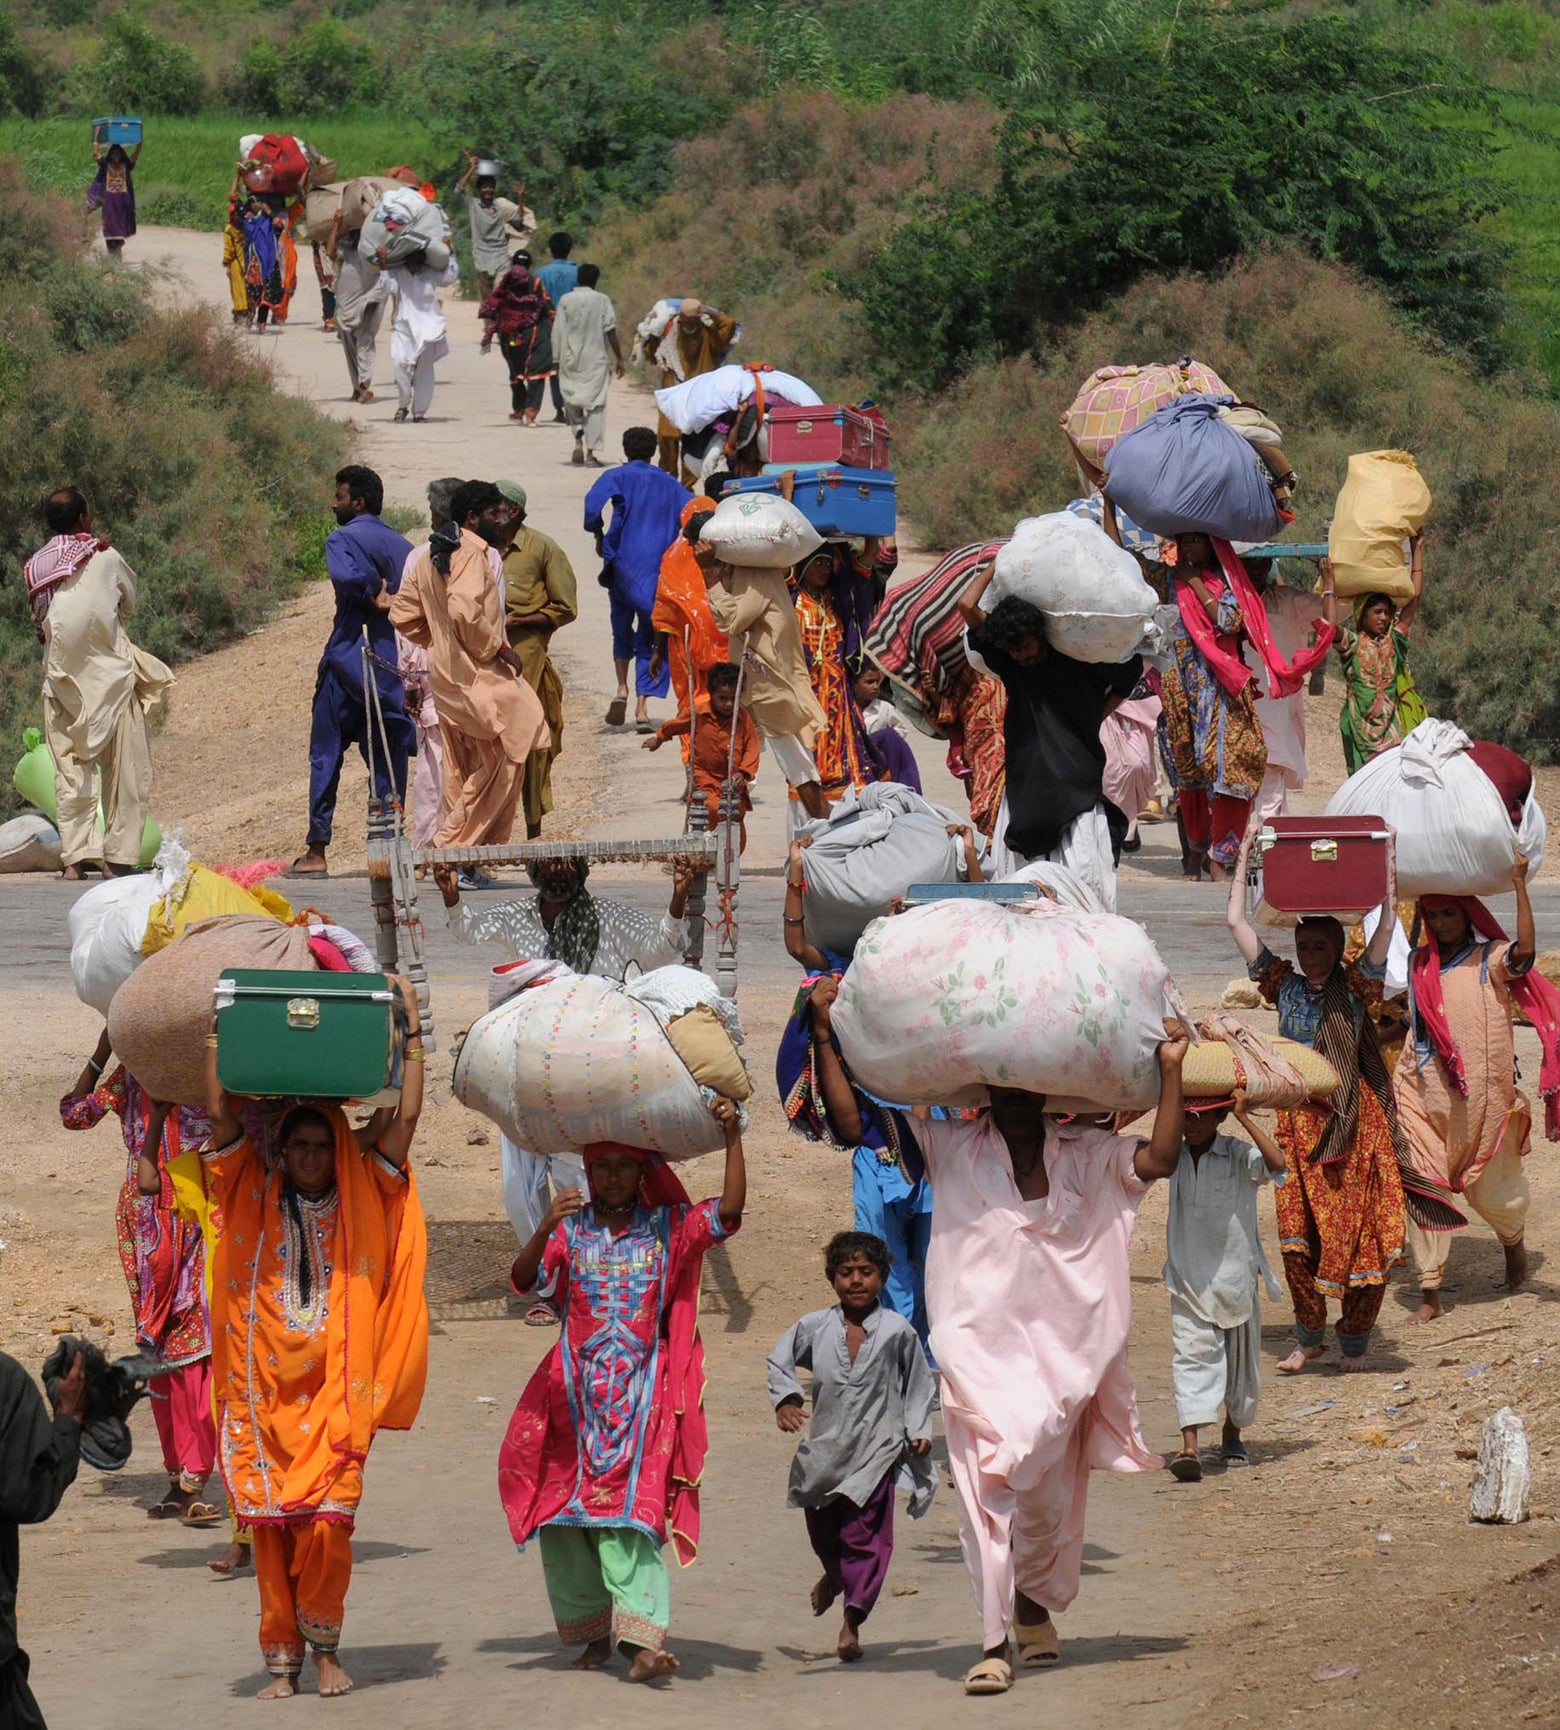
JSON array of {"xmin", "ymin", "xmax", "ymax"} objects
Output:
[
  {"xmin": 308, "ymin": 512, "xmax": 417, "ymax": 848},
  {"xmin": 584, "ymin": 459, "xmax": 690, "ymax": 698},
  {"xmin": 805, "ymin": 1466, "xmax": 896, "ymax": 1616}
]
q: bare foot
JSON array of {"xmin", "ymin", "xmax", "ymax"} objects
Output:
[
  {"xmin": 838, "ymin": 1609, "xmax": 864, "ymax": 1662},
  {"xmin": 1410, "ymin": 1291, "xmax": 1443, "ymax": 1324},
  {"xmin": 626, "ymin": 1648, "xmax": 679, "ymax": 1683},
  {"xmin": 256, "ymin": 1675, "xmax": 297, "ymax": 1700},
  {"xmin": 1502, "ymin": 1240, "xmax": 1529, "ymax": 1290},
  {"xmin": 811, "ymin": 1574, "xmax": 838, "ymax": 1618},
  {"xmin": 1276, "ymin": 1344, "xmax": 1324, "ymax": 1375},
  {"xmin": 570, "ymin": 1638, "xmax": 612, "ymax": 1671},
  {"xmin": 208, "ymin": 1542, "xmax": 250, "ymax": 1576},
  {"xmin": 1338, "ymin": 1356, "xmax": 1371, "ymax": 1374},
  {"xmin": 314, "ymin": 1651, "xmax": 353, "ymax": 1697}
]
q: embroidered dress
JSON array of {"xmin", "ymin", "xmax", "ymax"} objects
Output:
[
  {"xmin": 794, "ymin": 586, "xmax": 877, "ymax": 802},
  {"xmin": 1335, "ymin": 624, "xmax": 1427, "ymax": 774}
]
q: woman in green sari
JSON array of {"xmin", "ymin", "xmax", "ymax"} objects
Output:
[{"xmin": 1322, "ymin": 536, "xmax": 1427, "ymax": 774}]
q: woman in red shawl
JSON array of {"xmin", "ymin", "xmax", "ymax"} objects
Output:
[
  {"xmin": 1397, "ymin": 855, "xmax": 1557, "ymax": 1320},
  {"xmin": 479, "ymin": 252, "xmax": 555, "ymax": 425},
  {"xmin": 498, "ymin": 1102, "xmax": 746, "ymax": 1681}
]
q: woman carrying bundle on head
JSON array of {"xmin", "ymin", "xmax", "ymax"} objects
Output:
[
  {"xmin": 1396, "ymin": 856, "xmax": 1558, "ymax": 1321},
  {"xmin": 1322, "ymin": 540, "xmax": 1427, "ymax": 773},
  {"xmin": 1226, "ymin": 828, "xmax": 1455, "ymax": 1373},
  {"xmin": 497, "ymin": 1106, "xmax": 747, "ymax": 1683}
]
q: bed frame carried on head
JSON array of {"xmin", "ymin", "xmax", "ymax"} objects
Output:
[{"xmin": 359, "ymin": 636, "xmax": 741, "ymax": 1049}]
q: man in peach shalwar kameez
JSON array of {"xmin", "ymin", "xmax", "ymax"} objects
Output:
[
  {"xmin": 901, "ymin": 1044, "xmax": 1186, "ymax": 1695},
  {"xmin": 390, "ymin": 481, "xmax": 550, "ymax": 848}
]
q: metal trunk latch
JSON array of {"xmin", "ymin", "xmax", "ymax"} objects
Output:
[{"xmin": 286, "ymin": 997, "xmax": 321, "ymax": 1030}]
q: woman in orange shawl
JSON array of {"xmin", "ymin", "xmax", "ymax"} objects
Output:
[
  {"xmin": 650, "ymin": 495, "xmax": 728, "ymax": 753},
  {"xmin": 202, "ymin": 981, "xmax": 429, "ymax": 1699},
  {"xmin": 498, "ymin": 1108, "xmax": 746, "ymax": 1682}
]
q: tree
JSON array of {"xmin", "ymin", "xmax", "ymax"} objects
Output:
[{"xmin": 94, "ymin": 14, "xmax": 207, "ymax": 116}]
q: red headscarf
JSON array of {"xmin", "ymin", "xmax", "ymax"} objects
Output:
[
  {"xmin": 1411, "ymin": 897, "xmax": 1560, "ymax": 1140},
  {"xmin": 582, "ymin": 1142, "xmax": 710, "ymax": 1565},
  {"xmin": 1174, "ymin": 538, "xmax": 1335, "ymax": 699}
]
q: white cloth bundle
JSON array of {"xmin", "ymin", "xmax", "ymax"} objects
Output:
[
  {"xmin": 702, "ymin": 492, "xmax": 823, "ymax": 570},
  {"xmin": 68, "ymin": 874, "xmax": 162, "ymax": 1016},
  {"xmin": 1325, "ymin": 719, "xmax": 1546, "ymax": 896},
  {"xmin": 654, "ymin": 364, "xmax": 821, "ymax": 435},
  {"xmin": 832, "ymin": 897, "xmax": 1172, "ymax": 1111},
  {"xmin": 989, "ymin": 512, "xmax": 1160, "ymax": 664}
]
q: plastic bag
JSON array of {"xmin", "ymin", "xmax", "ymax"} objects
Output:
[
  {"xmin": 11, "ymin": 727, "xmax": 161, "ymax": 866},
  {"xmin": 1104, "ymin": 395, "xmax": 1284, "ymax": 542},
  {"xmin": 0, "ymin": 813, "xmax": 62, "ymax": 873},
  {"xmin": 453, "ymin": 971, "xmax": 729, "ymax": 1159},
  {"xmin": 68, "ymin": 875, "xmax": 164, "ymax": 1016},
  {"xmin": 1327, "ymin": 451, "xmax": 1431, "ymax": 602},
  {"xmin": 799, "ymin": 784, "xmax": 981, "ymax": 958},
  {"xmin": 990, "ymin": 512, "xmax": 1160, "ymax": 664},
  {"xmin": 832, "ymin": 898, "xmax": 1172, "ymax": 1111},
  {"xmin": 702, "ymin": 492, "xmax": 823, "ymax": 570},
  {"xmin": 1325, "ymin": 718, "xmax": 1547, "ymax": 896}
]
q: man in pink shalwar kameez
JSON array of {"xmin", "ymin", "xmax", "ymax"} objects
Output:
[{"xmin": 905, "ymin": 1040, "xmax": 1187, "ymax": 1694}]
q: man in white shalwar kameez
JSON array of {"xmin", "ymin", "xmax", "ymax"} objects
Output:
[
  {"xmin": 379, "ymin": 249, "xmax": 461, "ymax": 422},
  {"xmin": 554, "ymin": 265, "xmax": 623, "ymax": 466},
  {"xmin": 25, "ymin": 487, "xmax": 172, "ymax": 877}
]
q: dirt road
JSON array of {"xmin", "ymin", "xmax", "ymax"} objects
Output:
[{"xmin": 1, "ymin": 230, "xmax": 1554, "ymax": 1729}]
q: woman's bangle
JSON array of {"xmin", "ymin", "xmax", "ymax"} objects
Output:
[
  {"xmin": 404, "ymin": 1049, "xmax": 425, "ymax": 1063},
  {"xmin": 204, "ymin": 1034, "xmax": 219, "ymax": 1049},
  {"xmin": 783, "ymin": 916, "xmax": 805, "ymax": 926},
  {"xmin": 786, "ymin": 878, "xmax": 805, "ymax": 892},
  {"xmin": 86, "ymin": 1058, "xmax": 103, "ymax": 1075}
]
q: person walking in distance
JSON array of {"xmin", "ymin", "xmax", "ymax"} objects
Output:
[{"xmin": 555, "ymin": 264, "xmax": 624, "ymax": 467}]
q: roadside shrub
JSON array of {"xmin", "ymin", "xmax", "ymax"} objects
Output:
[
  {"xmin": 223, "ymin": 19, "xmax": 381, "ymax": 116},
  {"xmin": 93, "ymin": 14, "xmax": 207, "ymax": 116},
  {"xmin": 0, "ymin": 12, "xmax": 55, "ymax": 118},
  {"xmin": 0, "ymin": 162, "xmax": 347, "ymax": 803}
]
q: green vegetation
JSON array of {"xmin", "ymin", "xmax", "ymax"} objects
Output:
[{"xmin": 0, "ymin": 164, "xmax": 348, "ymax": 805}]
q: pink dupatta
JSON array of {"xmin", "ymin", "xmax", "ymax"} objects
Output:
[{"xmin": 1175, "ymin": 538, "xmax": 1335, "ymax": 699}]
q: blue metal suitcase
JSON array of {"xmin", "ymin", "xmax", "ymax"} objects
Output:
[{"xmin": 731, "ymin": 465, "xmax": 896, "ymax": 539}]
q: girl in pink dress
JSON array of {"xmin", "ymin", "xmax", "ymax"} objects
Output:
[{"xmin": 903, "ymin": 1034, "xmax": 1188, "ymax": 1694}]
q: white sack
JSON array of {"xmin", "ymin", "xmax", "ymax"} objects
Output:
[
  {"xmin": 800, "ymin": 784, "xmax": 980, "ymax": 958},
  {"xmin": 989, "ymin": 511, "xmax": 1160, "ymax": 664},
  {"xmin": 832, "ymin": 897, "xmax": 1172, "ymax": 1111},
  {"xmin": 655, "ymin": 363, "xmax": 821, "ymax": 435},
  {"xmin": 452, "ymin": 970, "xmax": 726, "ymax": 1159},
  {"xmin": 0, "ymin": 813, "xmax": 62, "ymax": 874},
  {"xmin": 1325, "ymin": 718, "xmax": 1547, "ymax": 896},
  {"xmin": 68, "ymin": 874, "xmax": 161, "ymax": 1017},
  {"xmin": 702, "ymin": 492, "xmax": 823, "ymax": 570}
]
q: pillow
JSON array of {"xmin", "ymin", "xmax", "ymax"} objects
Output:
[{"xmin": 663, "ymin": 1005, "xmax": 753, "ymax": 1101}]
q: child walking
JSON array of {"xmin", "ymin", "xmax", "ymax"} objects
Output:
[
  {"xmin": 497, "ymin": 1101, "xmax": 746, "ymax": 1682},
  {"xmin": 1164, "ymin": 1090, "xmax": 1287, "ymax": 1481},
  {"xmin": 643, "ymin": 659, "xmax": 759, "ymax": 850},
  {"xmin": 768, "ymin": 1230, "xmax": 936, "ymax": 1662}
]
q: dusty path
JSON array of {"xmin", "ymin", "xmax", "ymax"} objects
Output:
[{"xmin": 1, "ymin": 230, "xmax": 1555, "ymax": 1728}]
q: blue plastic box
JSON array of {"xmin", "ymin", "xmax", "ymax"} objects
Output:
[
  {"xmin": 92, "ymin": 116, "xmax": 143, "ymax": 148},
  {"xmin": 730, "ymin": 464, "xmax": 896, "ymax": 539}
]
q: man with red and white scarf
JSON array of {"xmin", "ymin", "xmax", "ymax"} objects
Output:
[{"xmin": 24, "ymin": 487, "xmax": 171, "ymax": 879}]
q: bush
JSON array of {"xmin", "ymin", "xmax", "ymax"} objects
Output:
[
  {"xmin": 889, "ymin": 246, "xmax": 1560, "ymax": 756},
  {"xmin": 93, "ymin": 14, "xmax": 207, "ymax": 116},
  {"xmin": 0, "ymin": 160, "xmax": 347, "ymax": 803},
  {"xmin": 0, "ymin": 12, "xmax": 54, "ymax": 118},
  {"xmin": 223, "ymin": 19, "xmax": 381, "ymax": 116},
  {"xmin": 843, "ymin": 6, "xmax": 1511, "ymax": 393}
]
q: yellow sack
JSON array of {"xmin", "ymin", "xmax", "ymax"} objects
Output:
[
  {"xmin": 140, "ymin": 864, "xmax": 293, "ymax": 958},
  {"xmin": 1326, "ymin": 451, "xmax": 1431, "ymax": 601}
]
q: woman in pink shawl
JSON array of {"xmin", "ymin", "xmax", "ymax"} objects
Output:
[
  {"xmin": 1099, "ymin": 674, "xmax": 1161, "ymax": 851},
  {"xmin": 497, "ymin": 1107, "xmax": 746, "ymax": 1682},
  {"xmin": 1397, "ymin": 855, "xmax": 1558, "ymax": 1321},
  {"xmin": 900, "ymin": 1032, "xmax": 1189, "ymax": 1695}
]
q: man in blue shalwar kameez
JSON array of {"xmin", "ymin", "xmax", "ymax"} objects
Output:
[
  {"xmin": 290, "ymin": 464, "xmax": 416, "ymax": 878},
  {"xmin": 583, "ymin": 426, "xmax": 690, "ymax": 728}
]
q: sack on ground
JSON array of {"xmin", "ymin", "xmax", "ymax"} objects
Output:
[
  {"xmin": 0, "ymin": 813, "xmax": 62, "ymax": 874},
  {"xmin": 453, "ymin": 971, "xmax": 732, "ymax": 1158},
  {"xmin": 990, "ymin": 511, "xmax": 1160, "ymax": 663},
  {"xmin": 702, "ymin": 492, "xmax": 823, "ymax": 570},
  {"xmin": 1325, "ymin": 718, "xmax": 1546, "ymax": 896},
  {"xmin": 107, "ymin": 914, "xmax": 316, "ymax": 1105},
  {"xmin": 832, "ymin": 898, "xmax": 1172, "ymax": 1111},
  {"xmin": 800, "ymin": 784, "xmax": 983, "ymax": 958},
  {"xmin": 1104, "ymin": 394, "xmax": 1284, "ymax": 542},
  {"xmin": 1327, "ymin": 451, "xmax": 1430, "ymax": 602},
  {"xmin": 12, "ymin": 727, "xmax": 160, "ymax": 866},
  {"xmin": 1061, "ymin": 360, "xmax": 1232, "ymax": 478}
]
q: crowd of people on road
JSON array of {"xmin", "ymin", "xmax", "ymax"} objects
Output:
[{"xmin": 4, "ymin": 125, "xmax": 1545, "ymax": 1724}]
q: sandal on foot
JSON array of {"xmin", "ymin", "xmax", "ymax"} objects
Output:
[
  {"xmin": 147, "ymin": 1494, "xmax": 184, "ymax": 1521},
  {"xmin": 1015, "ymin": 1621, "xmax": 1060, "ymax": 1667},
  {"xmin": 1169, "ymin": 1451, "xmax": 1203, "ymax": 1482},
  {"xmin": 605, "ymin": 696, "xmax": 628, "ymax": 727},
  {"xmin": 1221, "ymin": 1442, "xmax": 1250, "ymax": 1467},
  {"xmin": 964, "ymin": 1657, "xmax": 1013, "ymax": 1695},
  {"xmin": 523, "ymin": 1301, "xmax": 559, "ymax": 1327},
  {"xmin": 182, "ymin": 1500, "xmax": 224, "ymax": 1528}
]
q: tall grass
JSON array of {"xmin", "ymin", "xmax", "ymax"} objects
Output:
[{"xmin": 0, "ymin": 113, "xmax": 437, "ymax": 230}]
